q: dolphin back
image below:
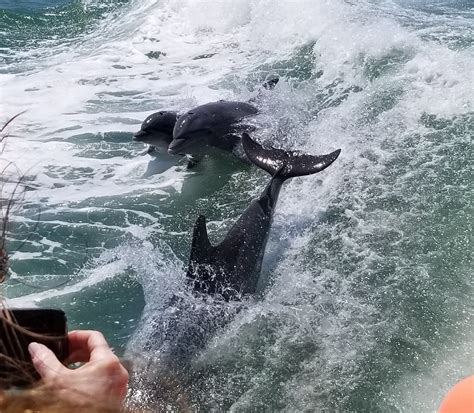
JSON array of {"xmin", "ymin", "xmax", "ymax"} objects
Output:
[{"xmin": 242, "ymin": 133, "xmax": 341, "ymax": 180}]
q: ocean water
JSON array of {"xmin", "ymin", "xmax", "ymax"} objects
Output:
[{"xmin": 0, "ymin": 0, "xmax": 472, "ymax": 411}]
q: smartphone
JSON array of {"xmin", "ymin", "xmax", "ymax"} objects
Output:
[{"xmin": 0, "ymin": 308, "xmax": 68, "ymax": 388}]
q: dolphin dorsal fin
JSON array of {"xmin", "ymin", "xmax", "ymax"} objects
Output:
[{"xmin": 187, "ymin": 215, "xmax": 212, "ymax": 279}]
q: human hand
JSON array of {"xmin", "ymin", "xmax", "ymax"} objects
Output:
[{"xmin": 28, "ymin": 330, "xmax": 129, "ymax": 408}]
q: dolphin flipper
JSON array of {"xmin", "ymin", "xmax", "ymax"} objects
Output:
[
  {"xmin": 186, "ymin": 155, "xmax": 203, "ymax": 169},
  {"xmin": 242, "ymin": 133, "xmax": 341, "ymax": 180},
  {"xmin": 146, "ymin": 145, "xmax": 157, "ymax": 155}
]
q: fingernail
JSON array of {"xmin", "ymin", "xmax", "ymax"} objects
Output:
[{"xmin": 28, "ymin": 342, "xmax": 42, "ymax": 359}]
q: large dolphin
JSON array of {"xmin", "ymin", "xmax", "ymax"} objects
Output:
[
  {"xmin": 139, "ymin": 133, "xmax": 341, "ymax": 356},
  {"xmin": 133, "ymin": 77, "xmax": 279, "ymax": 160},
  {"xmin": 127, "ymin": 133, "xmax": 340, "ymax": 408},
  {"xmin": 167, "ymin": 101, "xmax": 258, "ymax": 158}
]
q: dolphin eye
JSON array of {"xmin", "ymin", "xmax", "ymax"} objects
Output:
[{"xmin": 188, "ymin": 112, "xmax": 194, "ymax": 115}]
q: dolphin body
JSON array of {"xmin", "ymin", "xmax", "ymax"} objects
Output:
[
  {"xmin": 133, "ymin": 78, "xmax": 279, "ymax": 162},
  {"xmin": 128, "ymin": 133, "xmax": 340, "ymax": 408},
  {"xmin": 139, "ymin": 133, "xmax": 341, "ymax": 359}
]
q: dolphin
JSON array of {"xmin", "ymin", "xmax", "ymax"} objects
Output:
[
  {"xmin": 168, "ymin": 77, "xmax": 280, "ymax": 158},
  {"xmin": 127, "ymin": 133, "xmax": 340, "ymax": 407},
  {"xmin": 186, "ymin": 133, "xmax": 341, "ymax": 301}
]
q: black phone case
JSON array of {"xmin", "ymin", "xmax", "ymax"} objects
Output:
[{"xmin": 0, "ymin": 308, "xmax": 68, "ymax": 388}]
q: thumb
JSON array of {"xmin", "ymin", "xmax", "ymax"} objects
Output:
[{"xmin": 28, "ymin": 342, "xmax": 66, "ymax": 382}]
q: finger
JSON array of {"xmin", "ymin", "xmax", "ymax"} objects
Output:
[
  {"xmin": 28, "ymin": 342, "xmax": 66, "ymax": 382},
  {"xmin": 66, "ymin": 330, "xmax": 93, "ymax": 362},
  {"xmin": 67, "ymin": 330, "xmax": 114, "ymax": 363}
]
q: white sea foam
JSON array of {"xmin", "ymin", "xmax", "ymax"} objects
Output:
[{"xmin": 7, "ymin": 253, "xmax": 128, "ymax": 307}]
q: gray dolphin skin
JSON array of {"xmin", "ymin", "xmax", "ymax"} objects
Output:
[
  {"xmin": 168, "ymin": 101, "xmax": 258, "ymax": 156},
  {"xmin": 133, "ymin": 111, "xmax": 178, "ymax": 152},
  {"xmin": 187, "ymin": 133, "xmax": 341, "ymax": 301}
]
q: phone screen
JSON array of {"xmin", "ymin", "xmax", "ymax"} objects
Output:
[{"xmin": 0, "ymin": 308, "xmax": 68, "ymax": 388}]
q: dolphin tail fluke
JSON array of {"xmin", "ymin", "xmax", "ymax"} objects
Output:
[
  {"xmin": 242, "ymin": 133, "xmax": 341, "ymax": 180},
  {"xmin": 187, "ymin": 215, "xmax": 212, "ymax": 279}
]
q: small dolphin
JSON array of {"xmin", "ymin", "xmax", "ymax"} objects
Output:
[{"xmin": 133, "ymin": 111, "xmax": 178, "ymax": 154}]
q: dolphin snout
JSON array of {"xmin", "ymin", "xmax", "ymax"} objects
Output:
[
  {"xmin": 133, "ymin": 130, "xmax": 148, "ymax": 141},
  {"xmin": 168, "ymin": 138, "xmax": 186, "ymax": 155}
]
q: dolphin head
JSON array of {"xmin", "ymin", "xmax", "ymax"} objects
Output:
[
  {"xmin": 133, "ymin": 111, "xmax": 178, "ymax": 151},
  {"xmin": 168, "ymin": 111, "xmax": 214, "ymax": 155}
]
